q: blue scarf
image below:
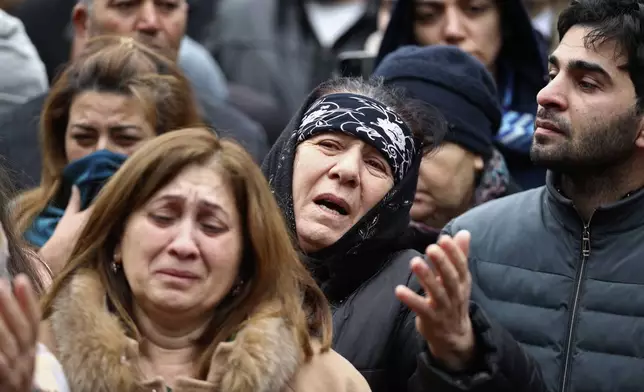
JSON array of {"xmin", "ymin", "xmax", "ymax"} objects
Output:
[
  {"xmin": 495, "ymin": 69, "xmax": 537, "ymax": 153},
  {"xmin": 24, "ymin": 150, "xmax": 127, "ymax": 248}
]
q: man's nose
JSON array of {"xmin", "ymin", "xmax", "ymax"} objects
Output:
[
  {"xmin": 536, "ymin": 74, "xmax": 569, "ymax": 112},
  {"xmin": 135, "ymin": 2, "xmax": 161, "ymax": 34}
]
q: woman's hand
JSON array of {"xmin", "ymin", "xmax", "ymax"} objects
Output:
[
  {"xmin": 39, "ymin": 186, "xmax": 93, "ymax": 275},
  {"xmin": 395, "ymin": 230, "xmax": 475, "ymax": 371},
  {"xmin": 0, "ymin": 274, "xmax": 41, "ymax": 391}
]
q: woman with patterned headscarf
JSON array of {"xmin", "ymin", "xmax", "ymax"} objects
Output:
[{"xmin": 263, "ymin": 77, "xmax": 453, "ymax": 392}]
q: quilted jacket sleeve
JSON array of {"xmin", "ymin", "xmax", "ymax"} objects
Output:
[
  {"xmin": 406, "ymin": 222, "xmax": 549, "ymax": 392},
  {"xmin": 408, "ymin": 302, "xmax": 548, "ymax": 392}
]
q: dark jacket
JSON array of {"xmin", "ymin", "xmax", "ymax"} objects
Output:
[
  {"xmin": 376, "ymin": 0, "xmax": 548, "ymax": 189},
  {"xmin": 0, "ymin": 92, "xmax": 268, "ymax": 190},
  {"xmin": 433, "ymin": 171, "xmax": 644, "ymax": 391},
  {"xmin": 208, "ymin": 0, "xmax": 378, "ymax": 116},
  {"xmin": 262, "ymin": 85, "xmax": 433, "ymax": 392}
]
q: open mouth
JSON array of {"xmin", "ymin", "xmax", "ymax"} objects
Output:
[{"xmin": 314, "ymin": 194, "xmax": 350, "ymax": 216}]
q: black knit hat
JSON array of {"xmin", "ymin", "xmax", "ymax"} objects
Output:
[{"xmin": 372, "ymin": 45, "xmax": 501, "ymax": 160}]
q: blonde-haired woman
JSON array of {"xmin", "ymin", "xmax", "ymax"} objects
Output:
[
  {"xmin": 13, "ymin": 35, "xmax": 202, "ymax": 276},
  {"xmin": 38, "ymin": 128, "xmax": 370, "ymax": 392}
]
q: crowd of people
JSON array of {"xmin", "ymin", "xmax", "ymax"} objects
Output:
[{"xmin": 0, "ymin": 0, "xmax": 642, "ymax": 391}]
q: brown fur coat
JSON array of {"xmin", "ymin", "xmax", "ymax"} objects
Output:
[{"xmin": 39, "ymin": 269, "xmax": 370, "ymax": 392}]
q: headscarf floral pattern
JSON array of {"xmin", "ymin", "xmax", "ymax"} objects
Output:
[{"xmin": 296, "ymin": 93, "xmax": 416, "ymax": 183}]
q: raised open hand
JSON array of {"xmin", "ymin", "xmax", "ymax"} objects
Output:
[
  {"xmin": 395, "ymin": 230, "xmax": 475, "ymax": 371},
  {"xmin": 0, "ymin": 274, "xmax": 41, "ymax": 392}
]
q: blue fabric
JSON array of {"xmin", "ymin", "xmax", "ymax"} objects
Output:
[{"xmin": 24, "ymin": 150, "xmax": 127, "ymax": 248}]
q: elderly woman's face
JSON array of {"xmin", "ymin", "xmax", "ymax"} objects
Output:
[
  {"xmin": 65, "ymin": 91, "xmax": 156, "ymax": 163},
  {"xmin": 118, "ymin": 164, "xmax": 243, "ymax": 318},
  {"xmin": 292, "ymin": 132, "xmax": 394, "ymax": 253}
]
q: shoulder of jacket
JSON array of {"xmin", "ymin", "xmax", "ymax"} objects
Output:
[
  {"xmin": 287, "ymin": 348, "xmax": 371, "ymax": 392},
  {"xmin": 449, "ymin": 187, "xmax": 546, "ymax": 232},
  {"xmin": 0, "ymin": 9, "xmax": 23, "ymax": 38}
]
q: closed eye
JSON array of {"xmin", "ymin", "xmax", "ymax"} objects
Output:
[
  {"xmin": 158, "ymin": 1, "xmax": 179, "ymax": 11},
  {"xmin": 366, "ymin": 158, "xmax": 386, "ymax": 172},
  {"xmin": 114, "ymin": 134, "xmax": 143, "ymax": 147},
  {"xmin": 113, "ymin": 1, "xmax": 135, "ymax": 10},
  {"xmin": 200, "ymin": 223, "xmax": 226, "ymax": 234},
  {"xmin": 578, "ymin": 79, "xmax": 599, "ymax": 92},
  {"xmin": 150, "ymin": 213, "xmax": 174, "ymax": 225},
  {"xmin": 71, "ymin": 133, "xmax": 97, "ymax": 147},
  {"xmin": 318, "ymin": 140, "xmax": 341, "ymax": 150}
]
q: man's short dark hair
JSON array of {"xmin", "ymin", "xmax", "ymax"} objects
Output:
[{"xmin": 558, "ymin": 0, "xmax": 644, "ymax": 109}]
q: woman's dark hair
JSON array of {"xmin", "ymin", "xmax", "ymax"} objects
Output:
[
  {"xmin": 0, "ymin": 164, "xmax": 45, "ymax": 294},
  {"xmin": 315, "ymin": 77, "xmax": 447, "ymax": 153},
  {"xmin": 558, "ymin": 0, "xmax": 644, "ymax": 109}
]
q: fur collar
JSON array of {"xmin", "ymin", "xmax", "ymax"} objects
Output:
[{"xmin": 46, "ymin": 269, "xmax": 302, "ymax": 392}]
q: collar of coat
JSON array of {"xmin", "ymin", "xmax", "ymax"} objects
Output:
[
  {"xmin": 42, "ymin": 268, "xmax": 303, "ymax": 392},
  {"xmin": 545, "ymin": 170, "xmax": 644, "ymax": 234}
]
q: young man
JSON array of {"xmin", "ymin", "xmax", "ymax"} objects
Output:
[{"xmin": 411, "ymin": 1, "xmax": 644, "ymax": 390}]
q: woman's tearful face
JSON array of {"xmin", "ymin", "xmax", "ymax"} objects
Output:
[
  {"xmin": 117, "ymin": 164, "xmax": 243, "ymax": 320},
  {"xmin": 291, "ymin": 132, "xmax": 394, "ymax": 253}
]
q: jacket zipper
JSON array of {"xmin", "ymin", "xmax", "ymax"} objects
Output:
[{"xmin": 560, "ymin": 218, "xmax": 592, "ymax": 392}]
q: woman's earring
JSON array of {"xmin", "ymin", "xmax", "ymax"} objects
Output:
[
  {"xmin": 112, "ymin": 248, "xmax": 122, "ymax": 273},
  {"xmin": 232, "ymin": 280, "xmax": 244, "ymax": 296}
]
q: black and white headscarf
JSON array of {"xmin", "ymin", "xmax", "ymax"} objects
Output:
[
  {"xmin": 262, "ymin": 89, "xmax": 423, "ymax": 302},
  {"xmin": 296, "ymin": 93, "xmax": 416, "ymax": 183}
]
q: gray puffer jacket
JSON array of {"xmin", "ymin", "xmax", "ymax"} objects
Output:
[{"xmin": 429, "ymin": 171, "xmax": 644, "ymax": 392}]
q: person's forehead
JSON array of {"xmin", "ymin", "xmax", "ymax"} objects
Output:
[{"xmin": 554, "ymin": 25, "xmax": 628, "ymax": 75}]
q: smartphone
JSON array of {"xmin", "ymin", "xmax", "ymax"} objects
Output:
[{"xmin": 337, "ymin": 51, "xmax": 376, "ymax": 78}]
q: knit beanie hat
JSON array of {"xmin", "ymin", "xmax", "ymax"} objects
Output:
[{"xmin": 372, "ymin": 45, "xmax": 501, "ymax": 160}]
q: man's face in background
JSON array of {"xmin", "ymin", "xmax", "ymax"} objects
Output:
[{"xmin": 72, "ymin": 0, "xmax": 188, "ymax": 60}]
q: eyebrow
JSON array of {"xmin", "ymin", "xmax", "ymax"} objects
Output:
[
  {"xmin": 548, "ymin": 55, "xmax": 612, "ymax": 81},
  {"xmin": 70, "ymin": 123, "xmax": 143, "ymax": 132},
  {"xmin": 154, "ymin": 194, "xmax": 230, "ymax": 220},
  {"xmin": 108, "ymin": 125, "xmax": 143, "ymax": 133}
]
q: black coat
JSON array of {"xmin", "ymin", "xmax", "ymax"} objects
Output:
[
  {"xmin": 329, "ymin": 249, "xmax": 425, "ymax": 392},
  {"xmin": 262, "ymin": 85, "xmax": 464, "ymax": 392}
]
